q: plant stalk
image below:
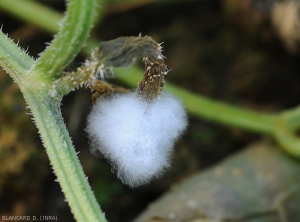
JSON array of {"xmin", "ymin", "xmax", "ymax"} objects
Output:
[{"xmin": 23, "ymin": 90, "xmax": 106, "ymax": 221}]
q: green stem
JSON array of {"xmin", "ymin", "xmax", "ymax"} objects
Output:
[
  {"xmin": 23, "ymin": 91, "xmax": 106, "ymax": 221},
  {"xmin": 273, "ymin": 110, "xmax": 300, "ymax": 158},
  {"xmin": 0, "ymin": 0, "xmax": 106, "ymax": 36},
  {"xmin": 280, "ymin": 106, "xmax": 300, "ymax": 130},
  {"xmin": 33, "ymin": 0, "xmax": 96, "ymax": 79},
  {"xmin": 29, "ymin": 0, "xmax": 106, "ymax": 219},
  {"xmin": 0, "ymin": 31, "xmax": 34, "ymax": 80},
  {"xmin": 166, "ymin": 85, "xmax": 277, "ymax": 135}
]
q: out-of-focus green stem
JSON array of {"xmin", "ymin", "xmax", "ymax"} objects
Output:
[
  {"xmin": 0, "ymin": 0, "xmax": 106, "ymax": 35},
  {"xmin": 273, "ymin": 108, "xmax": 300, "ymax": 157},
  {"xmin": 0, "ymin": 0, "xmax": 62, "ymax": 34}
]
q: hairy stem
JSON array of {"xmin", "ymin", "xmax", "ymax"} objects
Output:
[
  {"xmin": 0, "ymin": 31, "xmax": 107, "ymax": 221},
  {"xmin": 0, "ymin": 31, "xmax": 34, "ymax": 80},
  {"xmin": 0, "ymin": 0, "xmax": 108, "ymax": 220},
  {"xmin": 23, "ymin": 90, "xmax": 106, "ymax": 221},
  {"xmin": 32, "ymin": 0, "xmax": 96, "ymax": 79}
]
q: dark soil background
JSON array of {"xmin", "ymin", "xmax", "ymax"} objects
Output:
[{"xmin": 1, "ymin": 0, "xmax": 300, "ymax": 221}]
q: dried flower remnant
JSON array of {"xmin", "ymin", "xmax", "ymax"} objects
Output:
[
  {"xmin": 137, "ymin": 56, "xmax": 168, "ymax": 102},
  {"xmin": 90, "ymin": 35, "xmax": 168, "ymax": 102},
  {"xmin": 97, "ymin": 36, "xmax": 163, "ymax": 67}
]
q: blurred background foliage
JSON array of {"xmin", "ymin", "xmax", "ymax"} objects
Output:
[{"xmin": 1, "ymin": 0, "xmax": 300, "ymax": 221}]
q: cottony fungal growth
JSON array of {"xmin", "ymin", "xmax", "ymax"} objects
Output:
[
  {"xmin": 86, "ymin": 36, "xmax": 188, "ymax": 187},
  {"xmin": 87, "ymin": 92, "xmax": 187, "ymax": 187}
]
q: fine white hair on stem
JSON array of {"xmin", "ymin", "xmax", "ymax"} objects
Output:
[{"xmin": 86, "ymin": 92, "xmax": 188, "ymax": 188}]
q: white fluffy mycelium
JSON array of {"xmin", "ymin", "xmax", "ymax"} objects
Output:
[{"xmin": 86, "ymin": 92, "xmax": 187, "ymax": 188}]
